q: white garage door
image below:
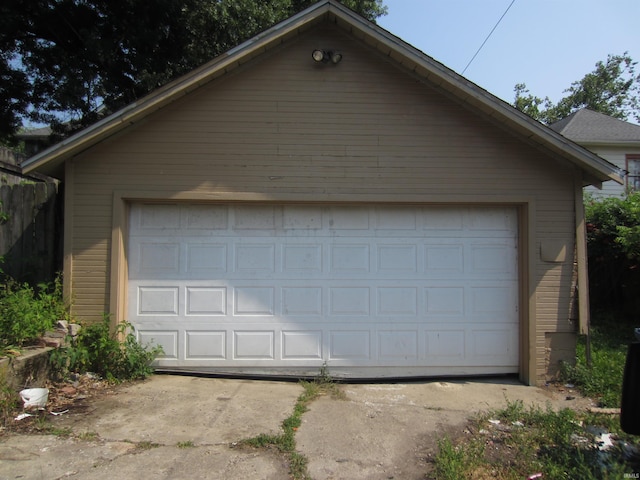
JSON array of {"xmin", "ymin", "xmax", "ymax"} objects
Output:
[{"xmin": 128, "ymin": 204, "xmax": 519, "ymax": 378}]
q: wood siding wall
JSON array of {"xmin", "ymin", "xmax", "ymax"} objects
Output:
[
  {"xmin": 66, "ymin": 24, "xmax": 578, "ymax": 383},
  {"xmin": 584, "ymin": 145, "xmax": 640, "ymax": 198},
  {"xmin": 0, "ymin": 183, "xmax": 61, "ymax": 284}
]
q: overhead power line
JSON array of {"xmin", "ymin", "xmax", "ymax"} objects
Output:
[{"xmin": 462, "ymin": 0, "xmax": 516, "ymax": 75}]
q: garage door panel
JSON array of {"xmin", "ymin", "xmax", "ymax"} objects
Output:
[
  {"xmin": 330, "ymin": 244, "xmax": 371, "ymax": 273},
  {"xmin": 425, "ymin": 287, "xmax": 465, "ymax": 315},
  {"xmin": 137, "ymin": 243, "xmax": 180, "ymax": 275},
  {"xmin": 138, "ymin": 330, "xmax": 178, "ymax": 359},
  {"xmin": 377, "ymin": 244, "xmax": 418, "ymax": 272},
  {"xmin": 282, "ymin": 245, "xmax": 323, "ymax": 272},
  {"xmin": 282, "ymin": 287, "xmax": 322, "ymax": 316},
  {"xmin": 377, "ymin": 287, "xmax": 418, "ymax": 316},
  {"xmin": 471, "ymin": 328, "xmax": 518, "ymax": 363},
  {"xmin": 469, "ymin": 243, "xmax": 517, "ymax": 276},
  {"xmin": 378, "ymin": 330, "xmax": 419, "ymax": 360},
  {"xmin": 329, "ymin": 331, "xmax": 371, "ymax": 360},
  {"xmin": 327, "ymin": 206, "xmax": 370, "ymax": 230},
  {"xmin": 424, "ymin": 244, "xmax": 464, "ymax": 273},
  {"xmin": 234, "ymin": 331, "xmax": 275, "ymax": 359},
  {"xmin": 374, "ymin": 208, "xmax": 417, "ymax": 230},
  {"xmin": 470, "ymin": 285, "xmax": 517, "ymax": 317},
  {"xmin": 138, "ymin": 204, "xmax": 181, "ymax": 230},
  {"xmin": 283, "ymin": 206, "xmax": 323, "ymax": 230},
  {"xmin": 421, "ymin": 208, "xmax": 464, "ymax": 230},
  {"xmin": 425, "ymin": 330, "xmax": 465, "ymax": 360},
  {"xmin": 138, "ymin": 287, "xmax": 179, "ymax": 315},
  {"xmin": 185, "ymin": 287, "xmax": 226, "ymax": 316},
  {"xmin": 130, "ymin": 282, "xmax": 515, "ymax": 322},
  {"xmin": 468, "ymin": 207, "xmax": 517, "ymax": 232},
  {"xmin": 234, "ymin": 244, "xmax": 276, "ymax": 273},
  {"xmin": 184, "ymin": 204, "xmax": 228, "ymax": 230},
  {"xmin": 233, "ymin": 205, "xmax": 276, "ymax": 230},
  {"xmin": 186, "ymin": 244, "xmax": 227, "ymax": 273},
  {"xmin": 135, "ymin": 322, "xmax": 518, "ymax": 368},
  {"xmin": 234, "ymin": 287, "xmax": 275, "ymax": 316},
  {"xmin": 329, "ymin": 287, "xmax": 370, "ymax": 316},
  {"xmin": 282, "ymin": 331, "xmax": 323, "ymax": 359},
  {"xmin": 185, "ymin": 331, "xmax": 226, "ymax": 359},
  {"xmin": 129, "ymin": 204, "xmax": 519, "ymax": 376}
]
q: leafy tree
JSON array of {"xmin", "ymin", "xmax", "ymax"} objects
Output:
[
  {"xmin": 292, "ymin": 0, "xmax": 386, "ymax": 20},
  {"xmin": 0, "ymin": 0, "xmax": 386, "ymax": 144},
  {"xmin": 585, "ymin": 191, "xmax": 640, "ymax": 312},
  {"xmin": 514, "ymin": 53, "xmax": 640, "ymax": 124}
]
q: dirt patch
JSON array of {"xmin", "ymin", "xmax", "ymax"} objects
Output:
[{"xmin": 4, "ymin": 374, "xmax": 117, "ymax": 435}]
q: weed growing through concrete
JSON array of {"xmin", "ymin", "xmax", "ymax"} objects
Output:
[
  {"xmin": 239, "ymin": 365, "xmax": 345, "ymax": 480},
  {"xmin": 34, "ymin": 416, "xmax": 72, "ymax": 437},
  {"xmin": 134, "ymin": 440, "xmax": 160, "ymax": 451},
  {"xmin": 77, "ymin": 431, "xmax": 99, "ymax": 441},
  {"xmin": 177, "ymin": 440, "xmax": 195, "ymax": 448}
]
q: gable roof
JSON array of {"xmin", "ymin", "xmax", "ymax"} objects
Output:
[
  {"xmin": 21, "ymin": 0, "xmax": 623, "ymax": 186},
  {"xmin": 550, "ymin": 108, "xmax": 640, "ymax": 146}
]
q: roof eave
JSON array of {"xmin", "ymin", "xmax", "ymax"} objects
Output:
[
  {"xmin": 322, "ymin": 3, "xmax": 623, "ymax": 185},
  {"xmin": 22, "ymin": 1, "xmax": 336, "ymax": 175},
  {"xmin": 573, "ymin": 140, "xmax": 640, "ymax": 148},
  {"xmin": 22, "ymin": 0, "xmax": 623, "ymax": 186}
]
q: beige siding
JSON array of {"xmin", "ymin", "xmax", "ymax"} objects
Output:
[
  {"xmin": 584, "ymin": 145, "xmax": 640, "ymax": 197},
  {"xmin": 68, "ymin": 25, "xmax": 578, "ymax": 383}
]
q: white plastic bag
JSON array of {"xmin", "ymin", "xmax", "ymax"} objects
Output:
[{"xmin": 20, "ymin": 388, "xmax": 49, "ymax": 408}]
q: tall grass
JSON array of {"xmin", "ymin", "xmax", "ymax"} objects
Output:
[{"xmin": 562, "ymin": 311, "xmax": 636, "ymax": 407}]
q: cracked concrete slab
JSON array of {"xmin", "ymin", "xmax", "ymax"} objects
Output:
[
  {"xmin": 295, "ymin": 379, "xmax": 592, "ymax": 480},
  {"xmin": 0, "ymin": 375, "xmax": 300, "ymax": 479},
  {"xmin": 0, "ymin": 375, "xmax": 589, "ymax": 480}
]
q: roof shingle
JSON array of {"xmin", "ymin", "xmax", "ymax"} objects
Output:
[{"xmin": 550, "ymin": 108, "xmax": 640, "ymax": 144}]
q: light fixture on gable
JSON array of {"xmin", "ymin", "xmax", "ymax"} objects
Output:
[
  {"xmin": 330, "ymin": 51, "xmax": 342, "ymax": 64},
  {"xmin": 312, "ymin": 49, "xmax": 343, "ymax": 64}
]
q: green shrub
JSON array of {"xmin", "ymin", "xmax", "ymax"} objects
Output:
[
  {"xmin": 585, "ymin": 191, "xmax": 640, "ymax": 310},
  {"xmin": 51, "ymin": 316, "xmax": 163, "ymax": 382},
  {"xmin": 0, "ymin": 275, "xmax": 69, "ymax": 348}
]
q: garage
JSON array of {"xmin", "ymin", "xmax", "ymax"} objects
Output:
[
  {"xmin": 128, "ymin": 203, "xmax": 519, "ymax": 377},
  {"xmin": 21, "ymin": 1, "xmax": 624, "ymax": 384}
]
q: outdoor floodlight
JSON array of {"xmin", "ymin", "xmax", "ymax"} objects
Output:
[{"xmin": 312, "ymin": 49, "xmax": 342, "ymax": 64}]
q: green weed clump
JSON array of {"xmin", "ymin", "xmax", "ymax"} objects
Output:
[
  {"xmin": 50, "ymin": 316, "xmax": 163, "ymax": 383},
  {"xmin": 433, "ymin": 400, "xmax": 638, "ymax": 480},
  {"xmin": 0, "ymin": 275, "xmax": 69, "ymax": 350},
  {"xmin": 434, "ymin": 437, "xmax": 485, "ymax": 479}
]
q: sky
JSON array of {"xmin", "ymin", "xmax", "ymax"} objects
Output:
[{"xmin": 377, "ymin": 0, "xmax": 640, "ymax": 107}]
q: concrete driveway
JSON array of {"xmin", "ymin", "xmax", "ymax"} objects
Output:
[{"xmin": 0, "ymin": 374, "xmax": 590, "ymax": 479}]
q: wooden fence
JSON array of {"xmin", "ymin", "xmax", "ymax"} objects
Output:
[{"xmin": 0, "ymin": 183, "xmax": 62, "ymax": 285}]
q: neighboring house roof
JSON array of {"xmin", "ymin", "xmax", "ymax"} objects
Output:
[
  {"xmin": 550, "ymin": 108, "xmax": 640, "ymax": 146},
  {"xmin": 21, "ymin": 0, "xmax": 623, "ymax": 186},
  {"xmin": 17, "ymin": 126, "xmax": 52, "ymax": 140}
]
